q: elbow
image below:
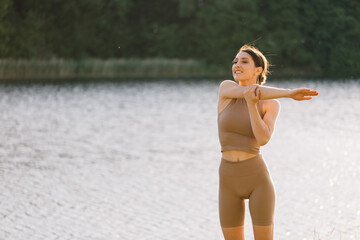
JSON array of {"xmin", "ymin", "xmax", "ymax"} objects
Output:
[
  {"xmin": 257, "ymin": 140, "xmax": 269, "ymax": 146},
  {"xmin": 256, "ymin": 127, "xmax": 274, "ymax": 146},
  {"xmin": 257, "ymin": 135, "xmax": 271, "ymax": 146}
]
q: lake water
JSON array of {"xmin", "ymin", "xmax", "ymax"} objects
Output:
[{"xmin": 0, "ymin": 79, "xmax": 359, "ymax": 240}]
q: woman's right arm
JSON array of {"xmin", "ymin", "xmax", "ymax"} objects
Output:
[{"xmin": 218, "ymin": 80, "xmax": 319, "ymax": 101}]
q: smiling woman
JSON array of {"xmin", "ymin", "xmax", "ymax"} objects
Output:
[
  {"xmin": 232, "ymin": 45, "xmax": 269, "ymax": 85},
  {"xmin": 217, "ymin": 44, "xmax": 319, "ymax": 240}
]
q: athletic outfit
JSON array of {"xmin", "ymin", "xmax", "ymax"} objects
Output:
[{"xmin": 218, "ymin": 98, "xmax": 275, "ymax": 227}]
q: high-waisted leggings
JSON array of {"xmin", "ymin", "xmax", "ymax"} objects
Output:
[{"xmin": 218, "ymin": 154, "xmax": 275, "ymax": 227}]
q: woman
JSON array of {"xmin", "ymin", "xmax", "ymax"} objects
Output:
[{"xmin": 217, "ymin": 45, "xmax": 318, "ymax": 240}]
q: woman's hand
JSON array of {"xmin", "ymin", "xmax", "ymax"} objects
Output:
[
  {"xmin": 289, "ymin": 88, "xmax": 319, "ymax": 101},
  {"xmin": 244, "ymin": 84, "xmax": 261, "ymax": 104}
]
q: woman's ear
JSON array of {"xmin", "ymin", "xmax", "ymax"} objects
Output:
[{"xmin": 256, "ymin": 66, "xmax": 263, "ymax": 76}]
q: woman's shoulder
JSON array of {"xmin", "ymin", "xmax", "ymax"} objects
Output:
[{"xmin": 219, "ymin": 79, "xmax": 237, "ymax": 88}]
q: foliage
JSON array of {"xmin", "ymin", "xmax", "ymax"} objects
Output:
[{"xmin": 0, "ymin": 0, "xmax": 359, "ymax": 77}]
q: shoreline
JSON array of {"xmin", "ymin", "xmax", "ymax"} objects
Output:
[{"xmin": 0, "ymin": 58, "xmax": 357, "ymax": 82}]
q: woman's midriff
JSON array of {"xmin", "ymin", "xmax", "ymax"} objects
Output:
[{"xmin": 222, "ymin": 150, "xmax": 257, "ymax": 162}]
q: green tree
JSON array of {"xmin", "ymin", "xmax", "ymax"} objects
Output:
[
  {"xmin": 194, "ymin": 0, "xmax": 266, "ymax": 66},
  {"xmin": 0, "ymin": 0, "xmax": 11, "ymax": 56}
]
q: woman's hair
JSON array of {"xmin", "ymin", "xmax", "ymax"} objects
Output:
[{"xmin": 237, "ymin": 45, "xmax": 269, "ymax": 85}]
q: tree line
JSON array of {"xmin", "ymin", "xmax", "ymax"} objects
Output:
[{"xmin": 1, "ymin": 0, "xmax": 359, "ymax": 77}]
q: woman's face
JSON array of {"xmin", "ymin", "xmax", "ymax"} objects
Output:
[{"xmin": 232, "ymin": 51, "xmax": 261, "ymax": 83}]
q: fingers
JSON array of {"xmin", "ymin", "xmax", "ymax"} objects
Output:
[
  {"xmin": 251, "ymin": 85, "xmax": 258, "ymax": 93},
  {"xmin": 297, "ymin": 96, "xmax": 313, "ymax": 101},
  {"xmin": 304, "ymin": 91, "xmax": 318, "ymax": 97},
  {"xmin": 254, "ymin": 85, "xmax": 259, "ymax": 96},
  {"xmin": 250, "ymin": 85, "xmax": 259, "ymax": 99},
  {"xmin": 299, "ymin": 88, "xmax": 319, "ymax": 96},
  {"xmin": 253, "ymin": 85, "xmax": 261, "ymax": 100},
  {"xmin": 309, "ymin": 91, "xmax": 319, "ymax": 96},
  {"xmin": 244, "ymin": 85, "xmax": 260, "ymax": 103}
]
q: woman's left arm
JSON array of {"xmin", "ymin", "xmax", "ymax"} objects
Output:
[{"xmin": 244, "ymin": 85, "xmax": 280, "ymax": 146}]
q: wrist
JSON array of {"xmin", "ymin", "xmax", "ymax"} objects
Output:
[
  {"xmin": 246, "ymin": 100, "xmax": 258, "ymax": 107},
  {"xmin": 284, "ymin": 89, "xmax": 292, "ymax": 98}
]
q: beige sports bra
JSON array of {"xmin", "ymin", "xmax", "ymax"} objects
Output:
[{"xmin": 218, "ymin": 98, "xmax": 264, "ymax": 154}]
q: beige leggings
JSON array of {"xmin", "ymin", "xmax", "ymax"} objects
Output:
[{"xmin": 218, "ymin": 154, "xmax": 275, "ymax": 227}]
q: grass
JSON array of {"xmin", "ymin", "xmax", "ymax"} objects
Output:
[
  {"xmin": 0, "ymin": 58, "xmax": 229, "ymax": 80},
  {"xmin": 1, "ymin": 58, "xmax": 354, "ymax": 82}
]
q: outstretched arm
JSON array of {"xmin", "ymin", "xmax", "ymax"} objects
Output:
[{"xmin": 218, "ymin": 80, "xmax": 319, "ymax": 101}]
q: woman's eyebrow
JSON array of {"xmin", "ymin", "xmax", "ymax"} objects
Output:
[{"xmin": 233, "ymin": 57, "xmax": 249, "ymax": 61}]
